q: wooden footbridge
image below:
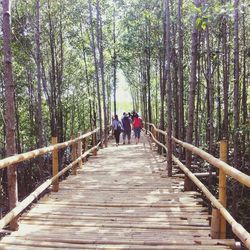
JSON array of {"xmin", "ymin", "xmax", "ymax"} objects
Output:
[{"xmin": 0, "ymin": 126, "xmax": 250, "ymax": 249}]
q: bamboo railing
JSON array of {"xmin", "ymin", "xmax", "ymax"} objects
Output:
[
  {"xmin": 0, "ymin": 127, "xmax": 102, "ymax": 230},
  {"xmin": 146, "ymin": 123, "xmax": 250, "ymax": 249}
]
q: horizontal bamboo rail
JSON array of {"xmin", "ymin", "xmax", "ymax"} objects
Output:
[
  {"xmin": 147, "ymin": 123, "xmax": 250, "ymax": 188},
  {"xmin": 146, "ymin": 129, "xmax": 250, "ymax": 249},
  {"xmin": 0, "ymin": 142, "xmax": 101, "ymax": 230},
  {"xmin": 0, "ymin": 128, "xmax": 99, "ymax": 170},
  {"xmin": 173, "ymin": 172, "xmax": 217, "ymax": 178}
]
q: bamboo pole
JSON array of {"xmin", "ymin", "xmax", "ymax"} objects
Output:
[
  {"xmin": 78, "ymin": 132, "xmax": 82, "ymax": 168},
  {"xmin": 71, "ymin": 136, "xmax": 77, "ymax": 175},
  {"xmin": 52, "ymin": 137, "xmax": 59, "ymax": 192},
  {"xmin": 211, "ymin": 208, "xmax": 220, "ymax": 238},
  {"xmin": 219, "ymin": 139, "xmax": 228, "ymax": 239},
  {"xmin": 82, "ymin": 138, "xmax": 86, "ymax": 164},
  {"xmin": 147, "ymin": 123, "xmax": 250, "ymax": 188},
  {"xmin": 0, "ymin": 144, "xmax": 99, "ymax": 230},
  {"xmin": 0, "ymin": 128, "xmax": 99, "ymax": 170},
  {"xmin": 147, "ymin": 129, "xmax": 250, "ymax": 249},
  {"xmin": 174, "ymin": 172, "xmax": 216, "ymax": 177},
  {"xmin": 93, "ymin": 132, "xmax": 97, "ymax": 156}
]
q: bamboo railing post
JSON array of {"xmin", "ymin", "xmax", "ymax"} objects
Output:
[
  {"xmin": 93, "ymin": 132, "xmax": 97, "ymax": 156},
  {"xmin": 52, "ymin": 137, "xmax": 59, "ymax": 192},
  {"xmin": 211, "ymin": 207, "xmax": 220, "ymax": 238},
  {"xmin": 219, "ymin": 139, "xmax": 228, "ymax": 239},
  {"xmin": 82, "ymin": 138, "xmax": 86, "ymax": 164},
  {"xmin": 71, "ymin": 136, "xmax": 77, "ymax": 175},
  {"xmin": 78, "ymin": 132, "xmax": 83, "ymax": 168}
]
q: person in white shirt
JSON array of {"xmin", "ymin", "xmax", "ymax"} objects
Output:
[{"xmin": 112, "ymin": 114, "xmax": 123, "ymax": 146}]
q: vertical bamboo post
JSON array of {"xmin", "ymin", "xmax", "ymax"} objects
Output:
[
  {"xmin": 52, "ymin": 137, "xmax": 59, "ymax": 192},
  {"xmin": 78, "ymin": 132, "xmax": 82, "ymax": 168},
  {"xmin": 82, "ymin": 138, "xmax": 86, "ymax": 165},
  {"xmin": 152, "ymin": 127, "xmax": 156, "ymax": 139},
  {"xmin": 219, "ymin": 139, "xmax": 228, "ymax": 239},
  {"xmin": 211, "ymin": 208, "xmax": 220, "ymax": 238},
  {"xmin": 71, "ymin": 136, "xmax": 77, "ymax": 175},
  {"xmin": 93, "ymin": 131, "xmax": 97, "ymax": 156}
]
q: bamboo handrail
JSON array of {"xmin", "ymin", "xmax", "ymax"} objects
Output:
[
  {"xmin": 147, "ymin": 123, "xmax": 250, "ymax": 188},
  {"xmin": 0, "ymin": 143, "xmax": 101, "ymax": 230},
  {"xmin": 0, "ymin": 128, "xmax": 99, "ymax": 170},
  {"xmin": 146, "ymin": 129, "xmax": 250, "ymax": 249}
]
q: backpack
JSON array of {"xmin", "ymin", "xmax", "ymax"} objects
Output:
[
  {"xmin": 116, "ymin": 121, "xmax": 123, "ymax": 133},
  {"xmin": 133, "ymin": 117, "xmax": 142, "ymax": 128},
  {"xmin": 122, "ymin": 116, "xmax": 131, "ymax": 130}
]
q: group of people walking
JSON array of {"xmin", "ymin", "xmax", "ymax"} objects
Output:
[{"xmin": 112, "ymin": 111, "xmax": 143, "ymax": 146}]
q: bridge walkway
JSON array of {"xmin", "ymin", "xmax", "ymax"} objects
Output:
[{"xmin": 0, "ymin": 135, "xmax": 235, "ymax": 249}]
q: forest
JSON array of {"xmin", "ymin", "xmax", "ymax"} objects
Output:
[{"xmin": 0, "ymin": 0, "xmax": 249, "ymax": 239}]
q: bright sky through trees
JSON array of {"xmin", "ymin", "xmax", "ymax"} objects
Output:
[{"xmin": 115, "ymin": 69, "xmax": 133, "ymax": 118}]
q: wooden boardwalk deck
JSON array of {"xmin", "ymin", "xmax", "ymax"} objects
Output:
[{"xmin": 0, "ymin": 135, "xmax": 235, "ymax": 249}]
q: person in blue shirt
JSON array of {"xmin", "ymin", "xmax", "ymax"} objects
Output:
[{"xmin": 121, "ymin": 112, "xmax": 132, "ymax": 144}]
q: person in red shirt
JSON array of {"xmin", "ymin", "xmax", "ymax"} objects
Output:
[{"xmin": 132, "ymin": 113, "xmax": 143, "ymax": 144}]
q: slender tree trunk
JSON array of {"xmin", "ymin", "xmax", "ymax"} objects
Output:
[
  {"xmin": 80, "ymin": 24, "xmax": 93, "ymax": 132},
  {"xmin": 159, "ymin": 52, "xmax": 165, "ymax": 131},
  {"xmin": 112, "ymin": 1, "xmax": 117, "ymax": 116},
  {"xmin": 88, "ymin": 0, "xmax": 103, "ymax": 143},
  {"xmin": 241, "ymin": 2, "xmax": 248, "ymax": 162},
  {"xmin": 195, "ymin": 38, "xmax": 201, "ymax": 148},
  {"xmin": 222, "ymin": 0, "xmax": 229, "ymax": 140},
  {"xmin": 185, "ymin": 0, "xmax": 200, "ymax": 190},
  {"xmin": 155, "ymin": 61, "xmax": 158, "ymax": 124},
  {"xmin": 177, "ymin": 0, "xmax": 184, "ymax": 144},
  {"xmin": 205, "ymin": 25, "xmax": 214, "ymax": 189},
  {"xmin": 96, "ymin": 0, "xmax": 108, "ymax": 147},
  {"xmin": 146, "ymin": 20, "xmax": 152, "ymax": 124},
  {"xmin": 47, "ymin": 0, "xmax": 57, "ymax": 137},
  {"xmin": 57, "ymin": 11, "xmax": 64, "ymax": 143},
  {"xmin": 233, "ymin": 0, "xmax": 240, "ymax": 219},
  {"xmin": 2, "ymin": 0, "xmax": 18, "ymax": 230},
  {"xmin": 14, "ymin": 93, "xmax": 21, "ymax": 154},
  {"xmin": 164, "ymin": 0, "xmax": 172, "ymax": 176},
  {"xmin": 35, "ymin": 0, "xmax": 44, "ymax": 148}
]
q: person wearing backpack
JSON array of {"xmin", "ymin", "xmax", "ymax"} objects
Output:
[
  {"xmin": 132, "ymin": 113, "xmax": 143, "ymax": 144},
  {"xmin": 112, "ymin": 114, "xmax": 123, "ymax": 146},
  {"xmin": 121, "ymin": 112, "xmax": 132, "ymax": 144}
]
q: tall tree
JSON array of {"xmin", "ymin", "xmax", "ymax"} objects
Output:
[
  {"xmin": 177, "ymin": 0, "xmax": 184, "ymax": 143},
  {"xmin": 96, "ymin": 0, "xmax": 108, "ymax": 147},
  {"xmin": 221, "ymin": 0, "xmax": 229, "ymax": 140},
  {"xmin": 35, "ymin": 0, "xmax": 44, "ymax": 148},
  {"xmin": 112, "ymin": 0, "xmax": 117, "ymax": 116},
  {"xmin": 164, "ymin": 0, "xmax": 172, "ymax": 176},
  {"xmin": 2, "ymin": 0, "xmax": 18, "ymax": 230},
  {"xmin": 88, "ymin": 0, "xmax": 103, "ymax": 142},
  {"xmin": 232, "ymin": 0, "xmax": 240, "ymax": 219},
  {"xmin": 185, "ymin": 0, "xmax": 200, "ymax": 190}
]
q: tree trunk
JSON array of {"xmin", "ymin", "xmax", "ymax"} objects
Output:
[
  {"xmin": 205, "ymin": 25, "xmax": 214, "ymax": 189},
  {"xmin": 80, "ymin": 23, "xmax": 93, "ymax": 132},
  {"xmin": 2, "ymin": 0, "xmax": 18, "ymax": 230},
  {"xmin": 241, "ymin": 1, "xmax": 248, "ymax": 163},
  {"xmin": 164, "ymin": 0, "xmax": 172, "ymax": 177},
  {"xmin": 35, "ymin": 0, "xmax": 44, "ymax": 148},
  {"xmin": 47, "ymin": 0, "xmax": 57, "ymax": 137},
  {"xmin": 177, "ymin": 0, "xmax": 184, "ymax": 144},
  {"xmin": 184, "ymin": 0, "xmax": 200, "ymax": 191},
  {"xmin": 88, "ymin": 0, "xmax": 103, "ymax": 143},
  {"xmin": 96, "ymin": 0, "xmax": 108, "ymax": 147},
  {"xmin": 112, "ymin": 1, "xmax": 117, "ymax": 116},
  {"xmin": 222, "ymin": 0, "xmax": 229, "ymax": 140},
  {"xmin": 232, "ymin": 0, "xmax": 240, "ymax": 219},
  {"xmin": 146, "ymin": 20, "xmax": 152, "ymax": 124}
]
